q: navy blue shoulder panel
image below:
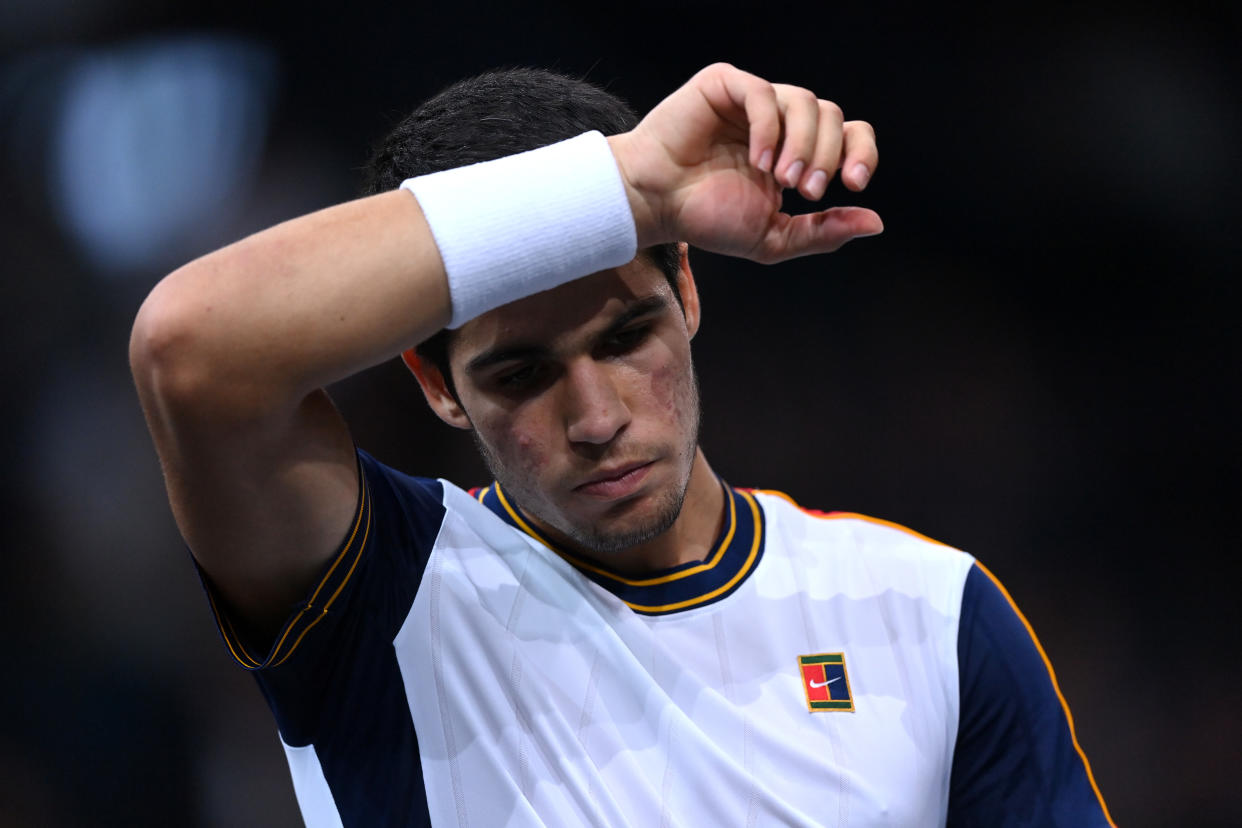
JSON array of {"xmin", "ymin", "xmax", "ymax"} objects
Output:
[
  {"xmin": 251, "ymin": 449, "xmax": 445, "ymax": 827},
  {"xmin": 947, "ymin": 563, "xmax": 1112, "ymax": 827}
]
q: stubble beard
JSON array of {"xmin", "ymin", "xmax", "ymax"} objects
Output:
[{"xmin": 472, "ymin": 369, "xmax": 702, "ymax": 558}]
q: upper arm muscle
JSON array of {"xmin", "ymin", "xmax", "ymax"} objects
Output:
[{"xmin": 142, "ymin": 380, "xmax": 360, "ymax": 640}]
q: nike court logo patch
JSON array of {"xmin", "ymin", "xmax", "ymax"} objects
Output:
[{"xmin": 797, "ymin": 653, "xmax": 854, "ymax": 712}]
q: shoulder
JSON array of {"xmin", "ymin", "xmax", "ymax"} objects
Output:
[
  {"xmin": 746, "ymin": 487, "xmax": 976, "ymax": 603},
  {"xmin": 357, "ymin": 448, "xmax": 491, "ymax": 530},
  {"xmin": 357, "ymin": 448, "xmax": 446, "ymax": 507},
  {"xmin": 358, "ymin": 449, "xmax": 534, "ymax": 560},
  {"xmin": 749, "ymin": 487, "xmax": 961, "ymax": 550}
]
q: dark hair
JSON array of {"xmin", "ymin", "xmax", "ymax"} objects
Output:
[{"xmin": 363, "ymin": 67, "xmax": 682, "ymax": 397}]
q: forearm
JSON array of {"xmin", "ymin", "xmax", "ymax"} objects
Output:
[{"xmin": 131, "ymin": 188, "xmax": 448, "ymax": 421}]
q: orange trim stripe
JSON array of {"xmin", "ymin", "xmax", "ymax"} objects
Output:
[
  {"xmin": 748, "ymin": 489, "xmax": 954, "ymax": 549},
  {"xmin": 974, "ymin": 561, "xmax": 1116, "ymax": 827}
]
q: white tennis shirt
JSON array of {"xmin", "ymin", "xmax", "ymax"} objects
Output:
[{"xmin": 199, "ymin": 450, "xmax": 1112, "ymax": 827}]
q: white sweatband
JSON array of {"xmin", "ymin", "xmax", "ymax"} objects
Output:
[{"xmin": 400, "ymin": 130, "xmax": 638, "ymax": 329}]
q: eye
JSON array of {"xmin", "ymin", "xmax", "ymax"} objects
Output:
[
  {"xmin": 603, "ymin": 324, "xmax": 650, "ymax": 354},
  {"xmin": 495, "ymin": 363, "xmax": 542, "ymax": 390}
]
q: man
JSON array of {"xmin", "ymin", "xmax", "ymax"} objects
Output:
[{"xmin": 131, "ymin": 63, "xmax": 1113, "ymax": 826}]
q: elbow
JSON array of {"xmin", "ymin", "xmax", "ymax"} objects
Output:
[
  {"xmin": 130, "ymin": 267, "xmax": 273, "ymax": 422},
  {"xmin": 130, "ymin": 273, "xmax": 215, "ymax": 412}
]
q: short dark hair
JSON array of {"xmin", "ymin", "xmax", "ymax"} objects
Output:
[{"xmin": 363, "ymin": 67, "xmax": 682, "ymax": 397}]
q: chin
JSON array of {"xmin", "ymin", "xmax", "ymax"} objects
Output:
[{"xmin": 562, "ymin": 485, "xmax": 686, "ymax": 557}]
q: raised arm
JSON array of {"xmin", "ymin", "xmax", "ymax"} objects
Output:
[
  {"xmin": 130, "ymin": 62, "xmax": 879, "ymax": 640},
  {"xmin": 130, "ymin": 191, "xmax": 450, "ymax": 635}
]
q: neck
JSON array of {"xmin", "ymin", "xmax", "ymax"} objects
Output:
[{"xmin": 567, "ymin": 448, "xmax": 725, "ymax": 576}]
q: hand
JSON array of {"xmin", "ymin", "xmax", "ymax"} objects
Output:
[{"xmin": 608, "ymin": 63, "xmax": 882, "ymax": 263}]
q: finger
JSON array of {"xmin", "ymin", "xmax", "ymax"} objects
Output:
[
  {"xmin": 803, "ymin": 99, "xmax": 845, "ymax": 200},
  {"xmin": 754, "ymin": 206, "xmax": 884, "ymax": 263},
  {"xmin": 772, "ymin": 85, "xmax": 820, "ymax": 189},
  {"xmin": 742, "ymin": 81, "xmax": 782, "ymax": 173},
  {"xmin": 699, "ymin": 63, "xmax": 781, "ymax": 172},
  {"xmin": 839, "ymin": 120, "xmax": 878, "ymax": 192}
]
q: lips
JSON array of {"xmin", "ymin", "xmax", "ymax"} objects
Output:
[{"xmin": 574, "ymin": 461, "xmax": 654, "ymax": 499}]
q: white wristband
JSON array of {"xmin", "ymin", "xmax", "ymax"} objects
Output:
[{"xmin": 400, "ymin": 131, "xmax": 638, "ymax": 329}]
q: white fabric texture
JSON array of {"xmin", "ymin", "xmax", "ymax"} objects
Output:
[
  {"xmin": 400, "ymin": 131, "xmax": 638, "ymax": 328},
  {"xmin": 282, "ymin": 740, "xmax": 346, "ymax": 828},
  {"xmin": 393, "ymin": 484, "xmax": 973, "ymax": 827}
]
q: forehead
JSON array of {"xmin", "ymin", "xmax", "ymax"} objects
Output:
[{"xmin": 449, "ymin": 258, "xmax": 674, "ymax": 365}]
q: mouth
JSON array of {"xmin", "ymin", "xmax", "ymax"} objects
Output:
[{"xmin": 574, "ymin": 461, "xmax": 655, "ymax": 499}]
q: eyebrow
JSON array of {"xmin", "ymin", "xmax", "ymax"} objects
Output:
[{"xmin": 464, "ymin": 295, "xmax": 669, "ymax": 375}]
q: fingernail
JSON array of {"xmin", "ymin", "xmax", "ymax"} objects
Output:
[
  {"xmin": 785, "ymin": 160, "xmax": 805, "ymax": 187},
  {"xmin": 851, "ymin": 163, "xmax": 871, "ymax": 188},
  {"xmin": 857, "ymin": 218, "xmax": 885, "ymax": 237},
  {"xmin": 758, "ymin": 149, "xmax": 773, "ymax": 172},
  {"xmin": 805, "ymin": 170, "xmax": 829, "ymax": 200}
]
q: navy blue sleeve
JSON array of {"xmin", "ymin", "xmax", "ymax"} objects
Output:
[
  {"xmin": 196, "ymin": 450, "xmax": 445, "ymax": 730},
  {"xmin": 244, "ymin": 451, "xmax": 444, "ymax": 737},
  {"xmin": 947, "ymin": 563, "xmax": 1114, "ymax": 828},
  {"xmin": 195, "ymin": 450, "xmax": 447, "ymax": 827}
]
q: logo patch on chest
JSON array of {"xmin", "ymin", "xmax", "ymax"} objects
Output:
[{"xmin": 797, "ymin": 653, "xmax": 855, "ymax": 712}]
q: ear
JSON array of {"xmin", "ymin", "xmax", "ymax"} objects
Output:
[
  {"xmin": 404, "ymin": 349, "xmax": 473, "ymax": 430},
  {"xmin": 674, "ymin": 243, "xmax": 702, "ymax": 339}
]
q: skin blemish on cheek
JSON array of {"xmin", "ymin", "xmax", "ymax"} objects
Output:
[
  {"xmin": 513, "ymin": 429, "xmax": 547, "ymax": 467},
  {"xmin": 648, "ymin": 363, "xmax": 679, "ymax": 416}
]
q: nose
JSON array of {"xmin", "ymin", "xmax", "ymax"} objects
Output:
[{"xmin": 563, "ymin": 357, "xmax": 630, "ymax": 446}]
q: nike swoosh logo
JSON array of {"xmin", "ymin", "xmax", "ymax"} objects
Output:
[{"xmin": 809, "ymin": 676, "xmax": 841, "ymax": 689}]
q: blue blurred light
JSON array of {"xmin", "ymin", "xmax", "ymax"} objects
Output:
[{"xmin": 49, "ymin": 36, "xmax": 276, "ymax": 275}]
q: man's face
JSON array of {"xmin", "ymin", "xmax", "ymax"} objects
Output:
[{"xmin": 441, "ymin": 258, "xmax": 701, "ymax": 556}]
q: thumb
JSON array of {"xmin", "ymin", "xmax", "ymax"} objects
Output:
[{"xmin": 754, "ymin": 207, "xmax": 884, "ymax": 263}]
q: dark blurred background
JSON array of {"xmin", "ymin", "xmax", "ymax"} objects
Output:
[{"xmin": 2, "ymin": 1, "xmax": 1238, "ymax": 825}]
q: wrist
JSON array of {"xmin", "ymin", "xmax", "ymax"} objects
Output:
[
  {"xmin": 606, "ymin": 133, "xmax": 666, "ymax": 250},
  {"xmin": 401, "ymin": 131, "xmax": 637, "ymax": 328}
]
